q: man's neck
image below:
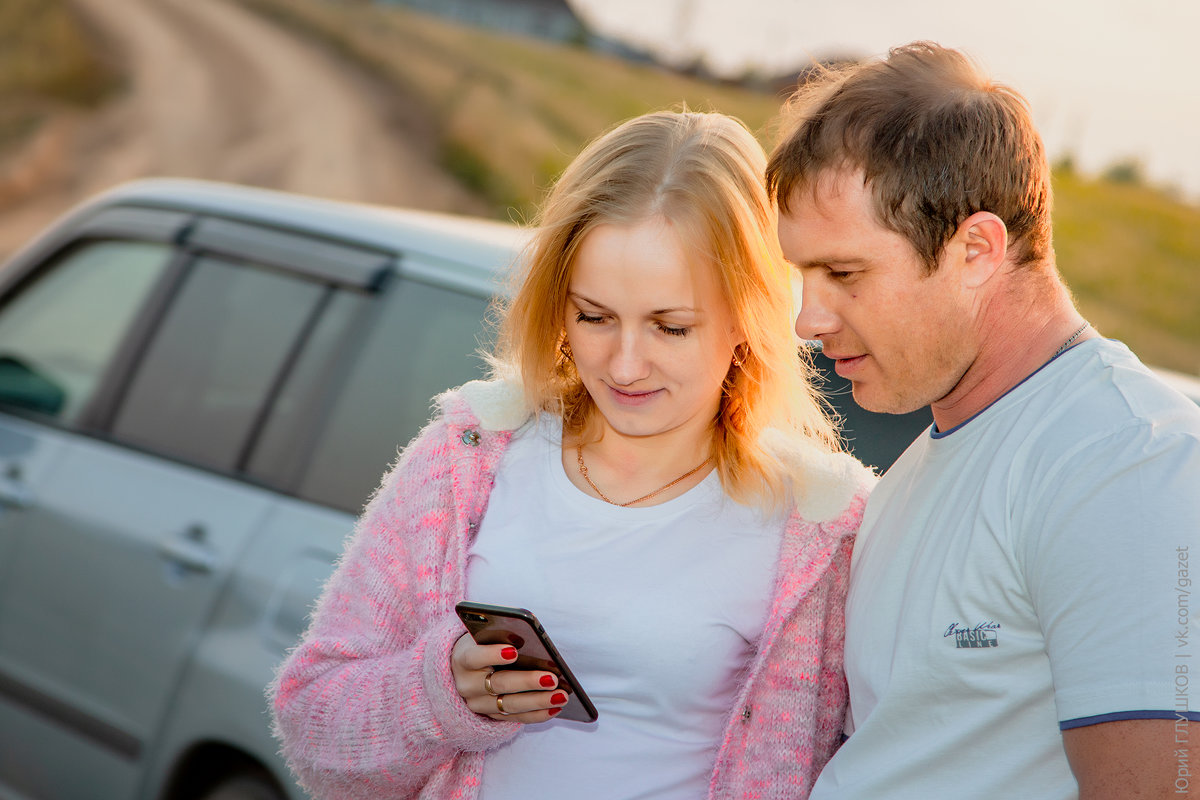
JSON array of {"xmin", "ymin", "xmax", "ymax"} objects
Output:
[{"xmin": 931, "ymin": 270, "xmax": 1092, "ymax": 432}]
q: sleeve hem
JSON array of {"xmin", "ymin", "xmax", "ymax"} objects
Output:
[
  {"xmin": 1060, "ymin": 709, "xmax": 1200, "ymax": 730},
  {"xmin": 417, "ymin": 614, "xmax": 522, "ymax": 750}
]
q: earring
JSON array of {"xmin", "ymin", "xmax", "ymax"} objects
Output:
[
  {"xmin": 559, "ymin": 340, "xmax": 573, "ymax": 361},
  {"xmin": 731, "ymin": 345, "xmax": 747, "ymax": 369}
]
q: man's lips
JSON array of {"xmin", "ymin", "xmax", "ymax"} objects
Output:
[{"xmin": 826, "ymin": 353, "xmax": 867, "ymax": 377}]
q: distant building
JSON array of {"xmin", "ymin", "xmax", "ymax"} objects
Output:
[{"xmin": 377, "ymin": 0, "xmax": 587, "ymax": 44}]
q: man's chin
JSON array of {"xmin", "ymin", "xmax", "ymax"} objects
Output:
[{"xmin": 850, "ymin": 384, "xmax": 927, "ymax": 416}]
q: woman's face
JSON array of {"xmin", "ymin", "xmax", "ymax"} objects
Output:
[{"xmin": 564, "ymin": 217, "xmax": 743, "ymax": 445}]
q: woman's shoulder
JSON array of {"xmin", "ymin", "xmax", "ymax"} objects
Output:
[
  {"xmin": 760, "ymin": 428, "xmax": 877, "ymax": 526},
  {"xmin": 433, "ymin": 375, "xmax": 532, "ymax": 432}
]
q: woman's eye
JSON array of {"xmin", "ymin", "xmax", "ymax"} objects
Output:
[
  {"xmin": 575, "ymin": 311, "xmax": 604, "ymax": 324},
  {"xmin": 657, "ymin": 323, "xmax": 689, "ymax": 337}
]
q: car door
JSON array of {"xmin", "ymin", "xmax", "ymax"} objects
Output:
[
  {"xmin": 0, "ymin": 215, "xmax": 385, "ymax": 800},
  {"xmin": 0, "ymin": 235, "xmax": 183, "ymax": 798}
]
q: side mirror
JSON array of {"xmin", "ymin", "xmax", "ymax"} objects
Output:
[{"xmin": 0, "ymin": 355, "xmax": 67, "ymax": 416}]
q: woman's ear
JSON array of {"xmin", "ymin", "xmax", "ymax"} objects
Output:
[{"xmin": 954, "ymin": 211, "xmax": 1008, "ymax": 289}]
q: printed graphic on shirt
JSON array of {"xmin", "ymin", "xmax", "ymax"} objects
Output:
[{"xmin": 944, "ymin": 621, "xmax": 1001, "ymax": 648}]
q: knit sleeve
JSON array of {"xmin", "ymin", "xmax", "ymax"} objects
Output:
[
  {"xmin": 269, "ymin": 417, "xmax": 519, "ymax": 799},
  {"xmin": 815, "ymin": 488, "xmax": 868, "ymax": 750}
]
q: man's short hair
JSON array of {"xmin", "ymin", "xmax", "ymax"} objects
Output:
[{"xmin": 766, "ymin": 41, "xmax": 1053, "ymax": 271}]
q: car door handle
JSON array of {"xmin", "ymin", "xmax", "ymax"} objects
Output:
[
  {"xmin": 0, "ymin": 474, "xmax": 33, "ymax": 509},
  {"xmin": 157, "ymin": 525, "xmax": 219, "ymax": 574}
]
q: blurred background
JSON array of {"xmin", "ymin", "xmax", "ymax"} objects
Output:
[{"xmin": 2, "ymin": 0, "xmax": 1198, "ymax": 374}]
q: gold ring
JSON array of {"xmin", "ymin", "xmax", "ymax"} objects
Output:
[
  {"xmin": 484, "ymin": 670, "xmax": 498, "ymax": 696},
  {"xmin": 495, "ymin": 695, "xmax": 506, "ymax": 715}
]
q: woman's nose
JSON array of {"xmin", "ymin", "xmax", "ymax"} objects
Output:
[{"xmin": 609, "ymin": 330, "xmax": 650, "ymax": 385}]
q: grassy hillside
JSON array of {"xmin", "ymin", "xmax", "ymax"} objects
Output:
[
  {"xmin": 1054, "ymin": 171, "xmax": 1200, "ymax": 374},
  {"xmin": 234, "ymin": 0, "xmax": 781, "ymax": 218}
]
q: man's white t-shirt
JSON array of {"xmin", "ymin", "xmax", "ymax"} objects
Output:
[
  {"xmin": 811, "ymin": 339, "xmax": 1200, "ymax": 800},
  {"xmin": 466, "ymin": 414, "xmax": 786, "ymax": 799}
]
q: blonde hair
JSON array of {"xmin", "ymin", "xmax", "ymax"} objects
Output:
[{"xmin": 493, "ymin": 110, "xmax": 841, "ymax": 507}]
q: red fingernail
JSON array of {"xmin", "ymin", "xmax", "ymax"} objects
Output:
[
  {"xmin": 548, "ymin": 707, "xmax": 562, "ymax": 717},
  {"xmin": 551, "ymin": 692, "xmax": 567, "ymax": 705},
  {"xmin": 501, "ymin": 647, "xmax": 517, "ymax": 660},
  {"xmin": 539, "ymin": 675, "xmax": 556, "ymax": 688}
]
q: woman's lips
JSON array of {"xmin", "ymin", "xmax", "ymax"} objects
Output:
[{"xmin": 607, "ymin": 385, "xmax": 662, "ymax": 406}]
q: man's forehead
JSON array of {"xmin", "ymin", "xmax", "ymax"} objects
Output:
[
  {"xmin": 784, "ymin": 166, "xmax": 869, "ymax": 213},
  {"xmin": 778, "ymin": 173, "xmax": 867, "ymax": 236}
]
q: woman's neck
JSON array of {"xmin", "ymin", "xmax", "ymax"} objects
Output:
[{"xmin": 562, "ymin": 420, "xmax": 714, "ymax": 507}]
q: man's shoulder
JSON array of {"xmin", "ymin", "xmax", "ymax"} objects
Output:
[
  {"xmin": 1045, "ymin": 340, "xmax": 1200, "ymax": 435},
  {"xmin": 874, "ymin": 339, "xmax": 1200, "ymax": 494}
]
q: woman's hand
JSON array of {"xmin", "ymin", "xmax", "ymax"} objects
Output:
[{"xmin": 451, "ymin": 634, "xmax": 568, "ymax": 723}]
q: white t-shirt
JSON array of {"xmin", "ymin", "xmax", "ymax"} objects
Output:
[
  {"xmin": 811, "ymin": 339, "xmax": 1200, "ymax": 800},
  {"xmin": 465, "ymin": 414, "xmax": 786, "ymax": 800}
]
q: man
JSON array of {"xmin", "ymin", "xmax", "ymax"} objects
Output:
[{"xmin": 767, "ymin": 42, "xmax": 1200, "ymax": 799}]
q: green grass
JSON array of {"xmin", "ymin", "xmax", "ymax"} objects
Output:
[
  {"xmin": 0, "ymin": 0, "xmax": 117, "ymax": 104},
  {"xmin": 0, "ymin": 0, "xmax": 119, "ymax": 150},
  {"xmin": 1053, "ymin": 170, "xmax": 1200, "ymax": 374}
]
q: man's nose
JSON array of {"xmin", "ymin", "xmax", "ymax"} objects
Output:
[{"xmin": 794, "ymin": 276, "xmax": 839, "ymax": 341}]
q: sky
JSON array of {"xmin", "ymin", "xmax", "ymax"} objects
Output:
[{"xmin": 570, "ymin": 0, "xmax": 1200, "ymax": 202}]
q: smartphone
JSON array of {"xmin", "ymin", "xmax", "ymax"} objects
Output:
[{"xmin": 455, "ymin": 601, "xmax": 598, "ymax": 723}]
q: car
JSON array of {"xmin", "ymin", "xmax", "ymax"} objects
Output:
[
  {"xmin": 0, "ymin": 178, "xmax": 527, "ymax": 800},
  {"xmin": 0, "ymin": 179, "xmax": 1194, "ymax": 800}
]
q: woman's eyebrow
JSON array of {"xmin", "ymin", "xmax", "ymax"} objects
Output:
[{"xmin": 569, "ymin": 292, "xmax": 698, "ymax": 315}]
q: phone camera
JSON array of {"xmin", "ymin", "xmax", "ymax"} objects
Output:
[{"xmin": 464, "ymin": 613, "xmax": 489, "ymax": 624}]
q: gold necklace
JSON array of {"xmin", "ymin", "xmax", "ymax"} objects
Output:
[{"xmin": 575, "ymin": 444, "xmax": 710, "ymax": 507}]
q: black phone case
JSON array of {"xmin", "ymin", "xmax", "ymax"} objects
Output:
[{"xmin": 455, "ymin": 601, "xmax": 598, "ymax": 723}]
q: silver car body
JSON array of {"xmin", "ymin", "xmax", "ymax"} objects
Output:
[{"xmin": 0, "ymin": 179, "xmax": 527, "ymax": 800}]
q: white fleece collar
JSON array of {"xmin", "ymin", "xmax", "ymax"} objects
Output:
[{"xmin": 457, "ymin": 377, "xmax": 531, "ymax": 431}]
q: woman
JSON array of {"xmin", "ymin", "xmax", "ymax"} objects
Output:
[{"xmin": 271, "ymin": 110, "xmax": 874, "ymax": 799}]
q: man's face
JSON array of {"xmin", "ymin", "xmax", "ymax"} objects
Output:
[{"xmin": 779, "ymin": 170, "xmax": 974, "ymax": 415}]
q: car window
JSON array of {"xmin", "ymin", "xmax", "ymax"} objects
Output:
[
  {"xmin": 244, "ymin": 288, "xmax": 367, "ymax": 487},
  {"xmin": 111, "ymin": 255, "xmax": 325, "ymax": 471},
  {"xmin": 263, "ymin": 276, "xmax": 493, "ymax": 512},
  {"xmin": 0, "ymin": 240, "xmax": 172, "ymax": 421}
]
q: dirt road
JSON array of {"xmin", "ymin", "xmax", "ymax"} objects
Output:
[{"xmin": 0, "ymin": 0, "xmax": 488, "ymax": 259}]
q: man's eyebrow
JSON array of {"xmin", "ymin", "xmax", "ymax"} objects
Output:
[{"xmin": 786, "ymin": 256, "xmax": 868, "ymax": 269}]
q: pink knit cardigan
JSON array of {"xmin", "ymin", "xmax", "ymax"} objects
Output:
[{"xmin": 271, "ymin": 379, "xmax": 874, "ymax": 799}]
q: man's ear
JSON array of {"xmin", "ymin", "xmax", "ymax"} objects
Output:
[{"xmin": 952, "ymin": 211, "xmax": 1008, "ymax": 288}]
